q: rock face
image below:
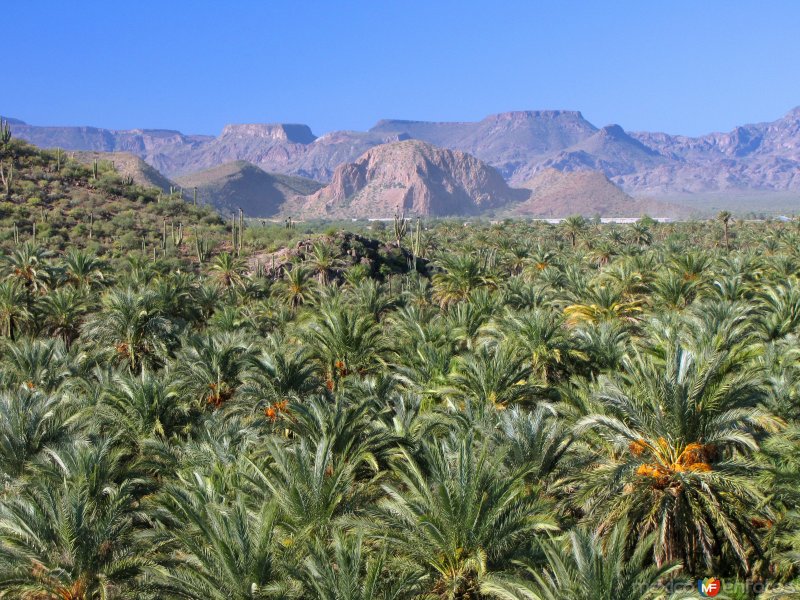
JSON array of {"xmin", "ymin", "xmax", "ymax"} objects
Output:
[
  {"xmin": 249, "ymin": 231, "xmax": 428, "ymax": 279},
  {"xmin": 508, "ymin": 169, "xmax": 684, "ymax": 217},
  {"xmin": 371, "ymin": 110, "xmax": 598, "ymax": 179},
  {"xmin": 299, "ymin": 140, "xmax": 528, "ymax": 217},
  {"xmin": 174, "ymin": 161, "xmax": 323, "ymax": 217}
]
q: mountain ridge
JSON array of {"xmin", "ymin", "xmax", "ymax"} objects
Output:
[{"xmin": 5, "ymin": 106, "xmax": 800, "ymax": 196}]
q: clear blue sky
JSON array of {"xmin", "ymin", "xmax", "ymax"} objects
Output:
[{"xmin": 4, "ymin": 1, "xmax": 799, "ymax": 137}]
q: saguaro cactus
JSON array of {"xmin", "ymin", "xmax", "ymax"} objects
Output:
[
  {"xmin": 0, "ymin": 162, "xmax": 12, "ymax": 197},
  {"xmin": 172, "ymin": 222, "xmax": 184, "ymax": 247},
  {"xmin": 194, "ymin": 229, "xmax": 210, "ymax": 264},
  {"xmin": 411, "ymin": 217, "xmax": 422, "ymax": 270},
  {"xmin": 393, "ymin": 210, "xmax": 408, "ymax": 248},
  {"xmin": 0, "ymin": 118, "xmax": 11, "ymax": 146}
]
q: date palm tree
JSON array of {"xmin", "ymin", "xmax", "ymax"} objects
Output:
[
  {"xmin": 574, "ymin": 335, "xmax": 779, "ymax": 573},
  {"xmin": 150, "ymin": 478, "xmax": 289, "ymax": 600},
  {"xmin": 174, "ymin": 332, "xmax": 254, "ymax": 409},
  {"xmin": 444, "ymin": 344, "xmax": 535, "ymax": 411},
  {"xmin": 561, "ymin": 215, "xmax": 587, "ymax": 248},
  {"xmin": 376, "ymin": 435, "xmax": 557, "ymax": 599},
  {"xmin": 305, "ymin": 306, "xmax": 386, "ymax": 388},
  {"xmin": 82, "ymin": 287, "xmax": 178, "ymax": 372},
  {"xmin": 1, "ymin": 242, "xmax": 52, "ymax": 298},
  {"xmin": 307, "ymin": 241, "xmax": 340, "ymax": 285},
  {"xmin": 0, "ymin": 387, "xmax": 73, "ymax": 482},
  {"xmin": 100, "ymin": 370, "xmax": 189, "ymax": 443},
  {"xmin": 0, "ymin": 442, "xmax": 151, "ymax": 599},
  {"xmin": 564, "ymin": 284, "xmax": 643, "ymax": 327},
  {"xmin": 38, "ymin": 286, "xmax": 88, "ymax": 347},
  {"xmin": 256, "ymin": 435, "xmax": 372, "ymax": 548},
  {"xmin": 236, "ymin": 346, "xmax": 319, "ymax": 414},
  {"xmin": 0, "ymin": 280, "xmax": 30, "ymax": 340},
  {"xmin": 432, "ymin": 254, "xmax": 490, "ymax": 307},
  {"xmin": 275, "ymin": 266, "xmax": 317, "ymax": 309},
  {"xmin": 488, "ymin": 309, "xmax": 580, "ymax": 383},
  {"xmin": 0, "ymin": 337, "xmax": 70, "ymax": 393},
  {"xmin": 210, "ymin": 251, "xmax": 246, "ymax": 289},
  {"xmin": 62, "ymin": 248, "xmax": 106, "ymax": 289},
  {"xmin": 483, "ymin": 521, "xmax": 692, "ymax": 600},
  {"xmin": 718, "ymin": 210, "xmax": 732, "ymax": 252},
  {"xmin": 295, "ymin": 530, "xmax": 422, "ymax": 600}
]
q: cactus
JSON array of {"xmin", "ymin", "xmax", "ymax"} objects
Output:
[
  {"xmin": 411, "ymin": 217, "xmax": 422, "ymax": 271},
  {"xmin": 122, "ymin": 174, "xmax": 134, "ymax": 186},
  {"xmin": 238, "ymin": 208, "xmax": 244, "ymax": 256},
  {"xmin": 194, "ymin": 229, "xmax": 210, "ymax": 264},
  {"xmin": 393, "ymin": 209, "xmax": 408, "ymax": 248},
  {"xmin": 172, "ymin": 222, "xmax": 184, "ymax": 247},
  {"xmin": 89, "ymin": 212, "xmax": 94, "ymax": 240},
  {"xmin": 193, "ymin": 187, "xmax": 198, "ymax": 206},
  {"xmin": 12, "ymin": 222, "xmax": 18, "ymax": 245},
  {"xmin": 0, "ymin": 162, "xmax": 12, "ymax": 198},
  {"xmin": 55, "ymin": 148, "xmax": 62, "ymax": 172},
  {"xmin": 0, "ymin": 118, "xmax": 11, "ymax": 146},
  {"xmin": 92, "ymin": 159, "xmax": 98, "ymax": 180},
  {"xmin": 32, "ymin": 221, "xmax": 36, "ymax": 243},
  {"xmin": 162, "ymin": 218, "xmax": 167, "ymax": 254}
]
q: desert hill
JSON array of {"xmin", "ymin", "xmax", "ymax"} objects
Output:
[
  {"xmin": 71, "ymin": 151, "xmax": 174, "ymax": 192},
  {"xmin": 175, "ymin": 160, "xmax": 323, "ymax": 217},
  {"xmin": 507, "ymin": 169, "xmax": 684, "ymax": 217},
  {"xmin": 297, "ymin": 140, "xmax": 528, "ymax": 218}
]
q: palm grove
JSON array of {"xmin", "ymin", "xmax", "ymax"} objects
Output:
[{"xmin": 0, "ymin": 132, "xmax": 800, "ymax": 599}]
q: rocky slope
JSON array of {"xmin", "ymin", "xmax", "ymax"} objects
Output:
[
  {"xmin": 296, "ymin": 140, "xmax": 528, "ymax": 218},
  {"xmin": 71, "ymin": 151, "xmax": 175, "ymax": 192},
  {"xmin": 370, "ymin": 110, "xmax": 598, "ymax": 178},
  {"xmin": 174, "ymin": 160, "xmax": 323, "ymax": 217},
  {"xmin": 508, "ymin": 169, "xmax": 684, "ymax": 217}
]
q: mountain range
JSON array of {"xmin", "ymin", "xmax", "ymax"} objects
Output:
[
  {"xmin": 3, "ymin": 107, "xmax": 799, "ymax": 218},
  {"xmin": 6, "ymin": 107, "xmax": 800, "ymax": 197}
]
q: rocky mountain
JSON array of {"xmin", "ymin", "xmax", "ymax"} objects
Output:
[
  {"xmin": 6, "ymin": 106, "xmax": 800, "ymax": 197},
  {"xmin": 509, "ymin": 169, "xmax": 684, "ymax": 217},
  {"xmin": 370, "ymin": 110, "xmax": 598, "ymax": 178},
  {"xmin": 174, "ymin": 160, "xmax": 323, "ymax": 217},
  {"xmin": 297, "ymin": 140, "xmax": 528, "ymax": 218},
  {"xmin": 627, "ymin": 107, "xmax": 800, "ymax": 193},
  {"xmin": 4, "ymin": 119, "xmax": 212, "ymax": 176}
]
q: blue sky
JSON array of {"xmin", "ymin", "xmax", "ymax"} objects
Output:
[{"xmin": 4, "ymin": 1, "xmax": 799, "ymax": 136}]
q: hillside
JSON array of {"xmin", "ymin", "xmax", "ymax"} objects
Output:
[
  {"xmin": 175, "ymin": 160, "xmax": 323, "ymax": 217},
  {"xmin": 296, "ymin": 140, "xmax": 527, "ymax": 218},
  {"xmin": 0, "ymin": 138, "xmax": 223, "ymax": 258},
  {"xmin": 508, "ymin": 169, "xmax": 685, "ymax": 217},
  {"xmin": 71, "ymin": 151, "xmax": 174, "ymax": 192}
]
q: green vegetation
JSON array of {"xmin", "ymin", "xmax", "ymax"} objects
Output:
[{"xmin": 3, "ymin": 139, "xmax": 800, "ymax": 598}]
